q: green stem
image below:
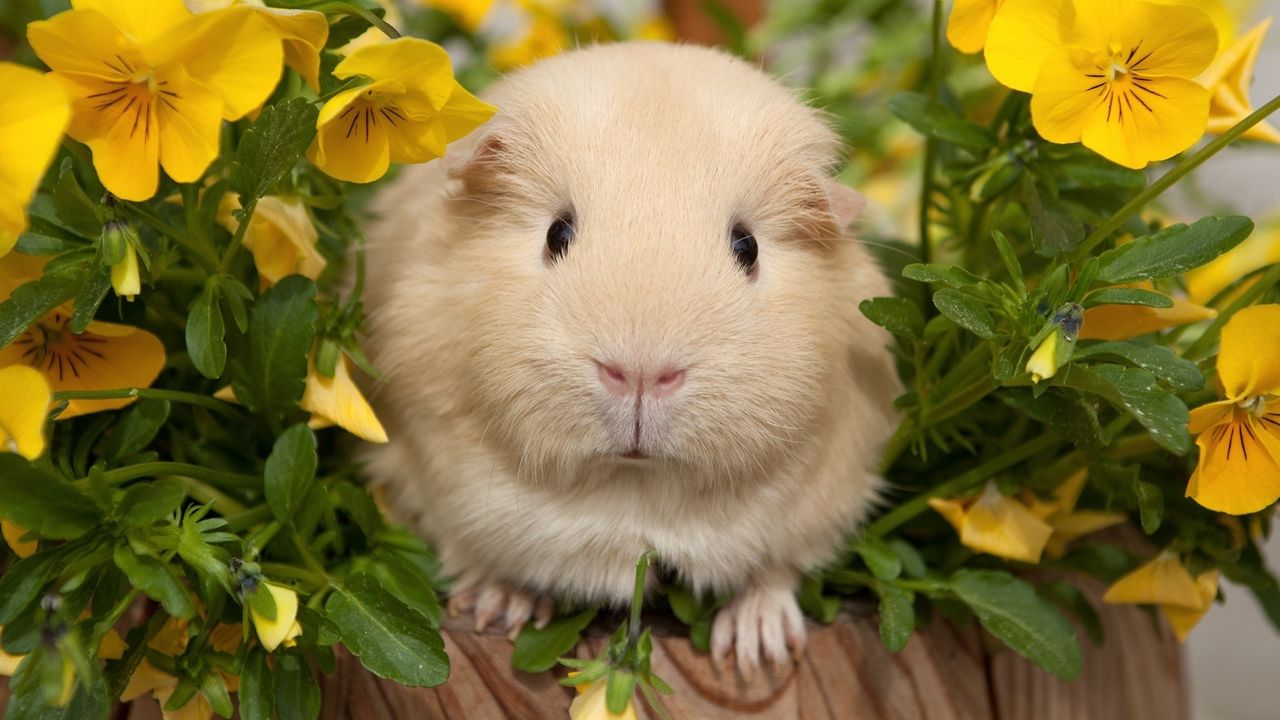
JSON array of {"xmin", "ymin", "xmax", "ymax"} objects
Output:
[
  {"xmin": 1072, "ymin": 92, "xmax": 1280, "ymax": 261},
  {"xmin": 1185, "ymin": 263, "xmax": 1280, "ymax": 361},
  {"xmin": 917, "ymin": 0, "xmax": 945, "ymax": 270},
  {"xmin": 865, "ymin": 433, "xmax": 1061, "ymax": 539},
  {"xmin": 627, "ymin": 551, "xmax": 656, "ymax": 650},
  {"xmin": 247, "ymin": 520, "xmax": 283, "ymax": 559},
  {"xmin": 312, "ymin": 2, "xmax": 401, "ymax": 39},
  {"xmin": 292, "ymin": 533, "xmax": 329, "ymax": 579},
  {"xmin": 218, "ymin": 198, "xmax": 257, "ymax": 273},
  {"xmin": 225, "ymin": 505, "xmax": 274, "ymax": 533},
  {"xmin": 52, "ymin": 388, "xmax": 241, "ymax": 420},
  {"xmin": 179, "ymin": 476, "xmax": 247, "ymax": 515},
  {"xmin": 121, "ymin": 203, "xmax": 217, "ymax": 271},
  {"xmin": 930, "ymin": 375, "xmax": 1000, "ymax": 425},
  {"xmin": 90, "ymin": 462, "xmax": 260, "ymax": 489},
  {"xmin": 259, "ymin": 562, "xmax": 328, "ymax": 590}
]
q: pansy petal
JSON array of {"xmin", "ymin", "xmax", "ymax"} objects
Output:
[
  {"xmin": 384, "ymin": 116, "xmax": 447, "ymax": 165},
  {"xmin": 251, "ymin": 582, "xmax": 302, "ymax": 652},
  {"xmin": 0, "ymin": 365, "xmax": 52, "ymax": 460},
  {"xmin": 1162, "ymin": 570, "xmax": 1219, "ymax": 642},
  {"xmin": 946, "ymin": 0, "xmax": 1000, "ymax": 54},
  {"xmin": 1080, "ymin": 296, "xmax": 1217, "ymax": 340},
  {"xmin": 984, "ymin": 0, "xmax": 1072, "ymax": 92},
  {"xmin": 316, "ymin": 80, "xmax": 404, "ymax": 128},
  {"xmin": 1079, "ymin": 76, "xmax": 1210, "ymax": 170},
  {"xmin": 153, "ymin": 6, "xmax": 283, "ymax": 120},
  {"xmin": 960, "ymin": 485, "xmax": 1054, "ymax": 563},
  {"xmin": 0, "ymin": 64, "xmax": 69, "ymax": 244},
  {"xmin": 243, "ymin": 196, "xmax": 326, "ymax": 284},
  {"xmin": 1217, "ymin": 304, "xmax": 1280, "ymax": 398},
  {"xmin": 308, "ymin": 107, "xmax": 392, "ymax": 184},
  {"xmin": 1189, "ymin": 400, "xmax": 1235, "ymax": 435},
  {"xmin": 27, "ymin": 9, "xmax": 147, "ymax": 79},
  {"xmin": 154, "ymin": 71, "xmax": 223, "ymax": 184},
  {"xmin": 1103, "ymin": 551, "xmax": 1202, "ymax": 608},
  {"xmin": 301, "ymin": 355, "xmax": 388, "ymax": 443},
  {"xmin": 1070, "ymin": 0, "xmax": 1218, "ymax": 79},
  {"xmin": 2, "ymin": 520, "xmax": 39, "ymax": 558},
  {"xmin": 1187, "ymin": 415, "xmax": 1280, "ymax": 514},
  {"xmin": 120, "ymin": 660, "xmax": 175, "ymax": 701},
  {"xmin": 259, "ymin": 8, "xmax": 330, "ymax": 91},
  {"xmin": 83, "ymin": 93, "xmax": 161, "ymax": 202},
  {"xmin": 438, "ymin": 82, "xmax": 497, "ymax": 143},
  {"xmin": 72, "ymin": 0, "xmax": 191, "ymax": 45},
  {"xmin": 1030, "ymin": 48, "xmax": 1106, "ymax": 144},
  {"xmin": 1198, "ymin": 19, "xmax": 1272, "ymax": 136},
  {"xmin": 1188, "ymin": 224, "xmax": 1280, "ymax": 303},
  {"xmin": 334, "ymin": 38, "xmax": 455, "ymax": 110},
  {"xmin": 928, "ymin": 497, "xmax": 968, "ymax": 532}
]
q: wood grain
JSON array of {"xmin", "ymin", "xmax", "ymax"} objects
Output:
[{"xmin": 1, "ymin": 595, "xmax": 1185, "ymax": 720}]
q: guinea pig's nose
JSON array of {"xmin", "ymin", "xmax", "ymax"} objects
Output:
[{"xmin": 595, "ymin": 362, "xmax": 686, "ymax": 399}]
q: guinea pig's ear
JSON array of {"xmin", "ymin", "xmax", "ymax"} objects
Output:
[
  {"xmin": 444, "ymin": 130, "xmax": 507, "ymax": 178},
  {"xmin": 824, "ymin": 179, "xmax": 866, "ymax": 229}
]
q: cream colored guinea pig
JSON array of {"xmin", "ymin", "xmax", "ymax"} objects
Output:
[{"xmin": 360, "ymin": 41, "xmax": 901, "ymax": 674}]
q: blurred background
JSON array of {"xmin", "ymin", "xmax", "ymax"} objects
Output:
[{"xmin": 1, "ymin": 0, "xmax": 1277, "ymax": 717}]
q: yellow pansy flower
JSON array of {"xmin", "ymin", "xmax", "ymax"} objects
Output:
[
  {"xmin": 301, "ymin": 353, "xmax": 389, "ymax": 443},
  {"xmin": 1186, "ymin": 304, "xmax": 1280, "ymax": 514},
  {"xmin": 1026, "ymin": 331, "xmax": 1061, "ymax": 384},
  {"xmin": 308, "ymin": 37, "xmax": 497, "ymax": 184},
  {"xmin": 27, "ymin": 0, "xmax": 284, "ymax": 201},
  {"xmin": 985, "ymin": 0, "xmax": 1218, "ymax": 169},
  {"xmin": 217, "ymin": 194, "xmax": 326, "ymax": 286},
  {"xmin": 1187, "ymin": 221, "xmax": 1280, "ymax": 304},
  {"xmin": 419, "ymin": 0, "xmax": 495, "ymax": 32},
  {"xmin": 0, "ymin": 64, "xmax": 71, "ymax": 258},
  {"xmin": 929, "ymin": 482, "xmax": 1055, "ymax": 563},
  {"xmin": 1102, "ymin": 551, "xmax": 1218, "ymax": 640},
  {"xmin": 568, "ymin": 674, "xmax": 638, "ymax": 720},
  {"xmin": 0, "ymin": 365, "xmax": 51, "ymax": 460},
  {"xmin": 1199, "ymin": 19, "xmax": 1280, "ymax": 144},
  {"xmin": 250, "ymin": 582, "xmax": 303, "ymax": 652},
  {"xmin": 2, "ymin": 520, "xmax": 39, "ymax": 558},
  {"xmin": 0, "ymin": 254, "xmax": 166, "ymax": 419},
  {"xmin": 947, "ymin": 0, "xmax": 1006, "ymax": 54},
  {"xmin": 184, "ymin": 0, "xmax": 329, "ymax": 91}
]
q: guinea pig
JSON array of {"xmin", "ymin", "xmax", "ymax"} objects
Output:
[{"xmin": 359, "ymin": 41, "xmax": 901, "ymax": 675}]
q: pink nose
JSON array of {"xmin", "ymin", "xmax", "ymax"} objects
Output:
[{"xmin": 596, "ymin": 362, "xmax": 686, "ymax": 399}]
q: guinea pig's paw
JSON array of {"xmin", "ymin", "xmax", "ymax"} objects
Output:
[
  {"xmin": 447, "ymin": 581, "xmax": 554, "ymax": 641},
  {"xmin": 710, "ymin": 584, "xmax": 807, "ymax": 680}
]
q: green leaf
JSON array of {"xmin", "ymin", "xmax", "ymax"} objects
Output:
[
  {"xmin": 0, "ymin": 455, "xmax": 98, "ymax": 540},
  {"xmin": 902, "ymin": 263, "xmax": 983, "ymax": 289},
  {"xmin": 231, "ymin": 98, "xmax": 320, "ymax": 204},
  {"xmin": 1082, "ymin": 288, "xmax": 1174, "ymax": 309},
  {"xmin": 1056, "ymin": 543, "xmax": 1138, "ymax": 582},
  {"xmin": 198, "ymin": 672, "xmax": 234, "ymax": 720},
  {"xmin": 117, "ymin": 478, "xmax": 184, "ymax": 528},
  {"xmin": 101, "ymin": 398, "xmax": 170, "ymax": 462},
  {"xmin": 69, "ymin": 263, "xmax": 111, "ymax": 333},
  {"xmin": 274, "ymin": 655, "xmax": 321, "ymax": 720},
  {"xmin": 1073, "ymin": 341, "xmax": 1203, "ymax": 392},
  {"xmin": 887, "ymin": 539, "xmax": 927, "ymax": 579},
  {"xmin": 797, "ymin": 577, "xmax": 840, "ymax": 624},
  {"xmin": 326, "ymin": 573, "xmax": 450, "ymax": 687},
  {"xmin": 187, "ymin": 281, "xmax": 227, "ymax": 380},
  {"xmin": 933, "ymin": 289, "xmax": 998, "ymax": 339},
  {"xmin": 0, "ymin": 545, "xmax": 76, "ymax": 625},
  {"xmin": 511, "ymin": 609, "xmax": 597, "ymax": 673},
  {"xmin": 999, "ymin": 388, "xmax": 1103, "ymax": 451},
  {"xmin": 860, "ymin": 297, "xmax": 924, "ymax": 339},
  {"xmin": 605, "ymin": 669, "xmax": 639, "ymax": 715},
  {"xmin": 1133, "ymin": 479, "xmax": 1164, "ymax": 535},
  {"xmin": 368, "ymin": 552, "xmax": 442, "ymax": 627},
  {"xmin": 1053, "ymin": 153, "xmax": 1146, "ymax": 191},
  {"xmin": 991, "ymin": 230, "xmax": 1025, "ymax": 293},
  {"xmin": 52, "ymin": 159, "xmax": 104, "ymax": 238},
  {"xmin": 888, "ymin": 92, "xmax": 996, "ymax": 149},
  {"xmin": 875, "ymin": 584, "xmax": 915, "ymax": 653},
  {"xmin": 1061, "ymin": 364, "xmax": 1191, "ymax": 454},
  {"xmin": 104, "ymin": 626, "xmax": 149, "ymax": 701},
  {"xmin": 265, "ymin": 424, "xmax": 318, "ymax": 525},
  {"xmin": 950, "ymin": 569, "xmax": 1082, "ymax": 680},
  {"xmin": 231, "ymin": 275, "xmax": 318, "ymax": 415},
  {"xmin": 853, "ymin": 537, "xmax": 902, "ymax": 581},
  {"xmin": 113, "ymin": 544, "xmax": 196, "ymax": 619},
  {"xmin": 1096, "ymin": 216, "xmax": 1254, "ymax": 283}
]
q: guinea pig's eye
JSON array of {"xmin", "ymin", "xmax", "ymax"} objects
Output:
[
  {"xmin": 545, "ymin": 212, "xmax": 575, "ymax": 263},
  {"xmin": 730, "ymin": 224, "xmax": 758, "ymax": 275}
]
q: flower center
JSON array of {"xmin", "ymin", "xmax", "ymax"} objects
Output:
[
  {"xmin": 14, "ymin": 312, "xmax": 105, "ymax": 383},
  {"xmin": 337, "ymin": 97, "xmax": 410, "ymax": 144},
  {"xmin": 1239, "ymin": 395, "xmax": 1269, "ymax": 418}
]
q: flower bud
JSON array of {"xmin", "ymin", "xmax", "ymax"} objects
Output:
[
  {"xmin": 249, "ymin": 582, "xmax": 302, "ymax": 652},
  {"xmin": 100, "ymin": 221, "xmax": 128, "ymax": 266},
  {"xmin": 110, "ymin": 242, "xmax": 140, "ymax": 301},
  {"xmin": 1027, "ymin": 303, "xmax": 1082, "ymax": 383}
]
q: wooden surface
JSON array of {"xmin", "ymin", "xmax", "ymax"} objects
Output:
[{"xmin": 0, "ymin": 581, "xmax": 1187, "ymax": 720}]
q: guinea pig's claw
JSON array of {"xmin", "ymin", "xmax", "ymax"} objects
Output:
[
  {"xmin": 452, "ymin": 581, "xmax": 550, "ymax": 640},
  {"xmin": 533, "ymin": 595, "xmax": 555, "ymax": 630},
  {"xmin": 710, "ymin": 583, "xmax": 807, "ymax": 681}
]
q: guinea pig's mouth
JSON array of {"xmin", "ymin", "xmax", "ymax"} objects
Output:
[{"xmin": 618, "ymin": 450, "xmax": 649, "ymax": 461}]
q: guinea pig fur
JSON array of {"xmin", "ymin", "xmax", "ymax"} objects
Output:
[{"xmin": 359, "ymin": 41, "xmax": 901, "ymax": 673}]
